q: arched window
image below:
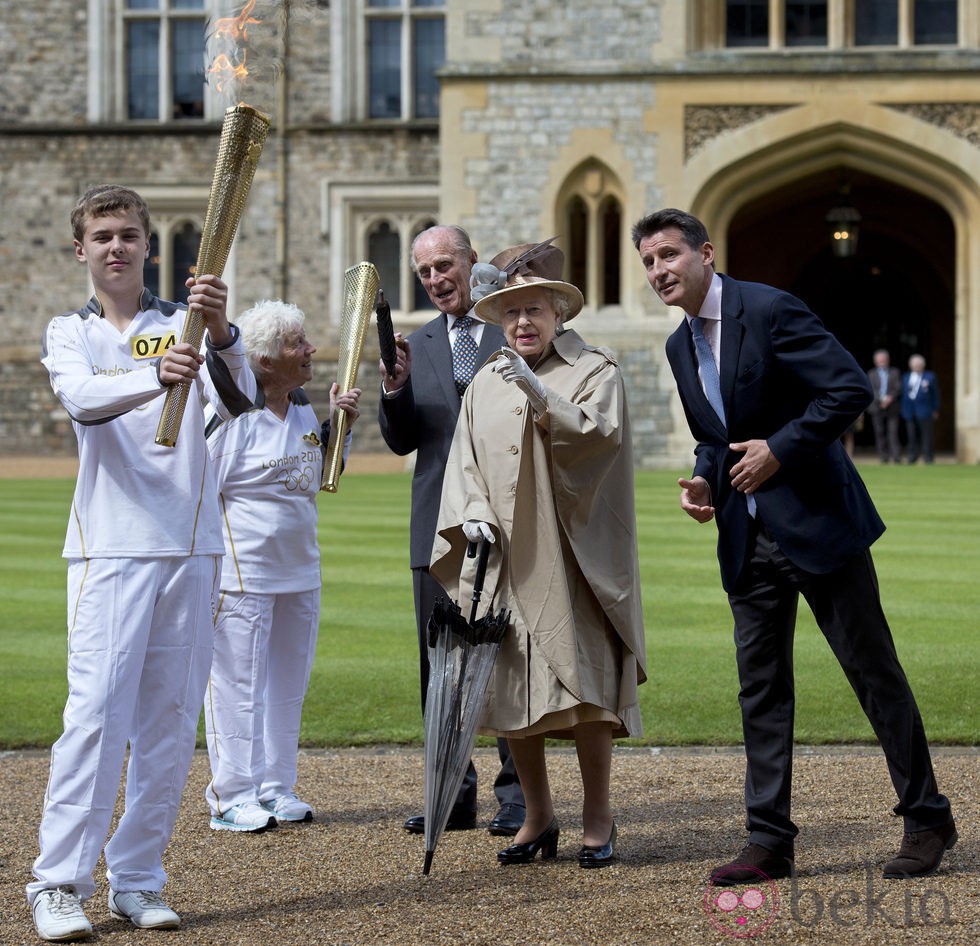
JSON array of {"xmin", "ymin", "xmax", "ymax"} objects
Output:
[
  {"xmin": 410, "ymin": 218, "xmax": 438, "ymax": 310},
  {"xmin": 368, "ymin": 220, "xmax": 402, "ymax": 309},
  {"xmin": 557, "ymin": 161, "xmax": 625, "ymax": 310},
  {"xmin": 145, "ymin": 219, "xmax": 203, "ymax": 304},
  {"xmin": 600, "ymin": 197, "xmax": 622, "ymax": 306},
  {"xmin": 356, "ymin": 213, "xmax": 438, "ymax": 315}
]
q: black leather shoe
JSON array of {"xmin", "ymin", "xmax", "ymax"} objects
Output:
[
  {"xmin": 497, "ymin": 818, "xmax": 560, "ymax": 864},
  {"xmin": 488, "ymin": 803, "xmax": 526, "ymax": 837},
  {"xmin": 883, "ymin": 819, "xmax": 957, "ymax": 878},
  {"xmin": 578, "ymin": 822, "xmax": 617, "ymax": 869},
  {"xmin": 710, "ymin": 843, "xmax": 794, "ymax": 885},
  {"xmin": 403, "ymin": 807, "xmax": 477, "ymax": 835}
]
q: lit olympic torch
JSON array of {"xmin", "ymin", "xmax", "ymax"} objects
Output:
[{"xmin": 155, "ymin": 1, "xmax": 270, "ymax": 447}]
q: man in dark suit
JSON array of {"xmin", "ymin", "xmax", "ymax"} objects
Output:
[
  {"xmin": 867, "ymin": 348, "xmax": 902, "ymax": 463},
  {"xmin": 902, "ymin": 354, "xmax": 940, "ymax": 464},
  {"xmin": 378, "ymin": 224, "xmax": 525, "ymax": 837},
  {"xmin": 631, "ymin": 208, "xmax": 956, "ymax": 884}
]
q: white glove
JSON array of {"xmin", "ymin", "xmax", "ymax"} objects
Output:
[
  {"xmin": 462, "ymin": 520, "xmax": 495, "ymax": 544},
  {"xmin": 492, "ymin": 347, "xmax": 549, "ymax": 416}
]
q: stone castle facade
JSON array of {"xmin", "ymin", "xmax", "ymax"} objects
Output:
[{"xmin": 2, "ymin": 1, "xmax": 979, "ymax": 464}]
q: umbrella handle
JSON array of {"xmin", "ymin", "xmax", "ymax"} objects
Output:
[{"xmin": 468, "ymin": 538, "xmax": 492, "ymax": 625}]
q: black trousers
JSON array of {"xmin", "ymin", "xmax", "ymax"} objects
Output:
[
  {"xmin": 905, "ymin": 415, "xmax": 935, "ymax": 463},
  {"xmin": 869, "ymin": 409, "xmax": 901, "ymax": 462},
  {"xmin": 413, "ymin": 566, "xmax": 524, "ymax": 812},
  {"xmin": 727, "ymin": 519, "xmax": 950, "ymax": 851}
]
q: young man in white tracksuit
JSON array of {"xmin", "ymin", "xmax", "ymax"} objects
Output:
[{"xmin": 27, "ymin": 184, "xmax": 256, "ymax": 942}]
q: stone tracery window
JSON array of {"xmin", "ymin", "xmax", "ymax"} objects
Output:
[
  {"xmin": 558, "ymin": 161, "xmax": 624, "ymax": 310},
  {"xmin": 365, "ymin": 216, "xmax": 436, "ymax": 311},
  {"xmin": 146, "ymin": 218, "xmax": 204, "ymax": 305}
]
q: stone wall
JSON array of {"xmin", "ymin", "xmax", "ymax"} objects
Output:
[
  {"xmin": 0, "ymin": 339, "xmax": 391, "ymax": 459},
  {"xmin": 0, "ymin": 334, "xmax": 679, "ymax": 465}
]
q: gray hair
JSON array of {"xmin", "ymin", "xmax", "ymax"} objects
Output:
[
  {"xmin": 410, "ymin": 224, "xmax": 474, "ymax": 273},
  {"xmin": 236, "ymin": 299, "xmax": 306, "ymax": 372},
  {"xmin": 544, "ymin": 286, "xmax": 571, "ymax": 326}
]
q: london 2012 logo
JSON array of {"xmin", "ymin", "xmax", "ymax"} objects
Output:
[{"xmin": 703, "ymin": 867, "xmax": 780, "ymax": 938}]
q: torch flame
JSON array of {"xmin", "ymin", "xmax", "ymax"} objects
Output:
[
  {"xmin": 207, "ymin": 1, "xmax": 261, "ymax": 97},
  {"xmin": 208, "ymin": 53, "xmax": 250, "ymax": 95},
  {"xmin": 212, "ymin": 0, "xmax": 259, "ymax": 46}
]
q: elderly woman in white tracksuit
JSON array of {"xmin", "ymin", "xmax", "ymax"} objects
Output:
[{"xmin": 203, "ymin": 299, "xmax": 360, "ymax": 832}]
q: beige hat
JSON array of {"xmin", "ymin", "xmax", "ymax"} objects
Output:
[{"xmin": 471, "ymin": 238, "xmax": 584, "ymax": 323}]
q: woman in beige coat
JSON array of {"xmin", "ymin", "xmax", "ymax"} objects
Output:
[{"xmin": 430, "ymin": 243, "xmax": 646, "ymax": 868}]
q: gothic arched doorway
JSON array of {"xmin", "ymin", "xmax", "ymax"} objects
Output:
[{"xmin": 726, "ymin": 169, "xmax": 955, "ymax": 454}]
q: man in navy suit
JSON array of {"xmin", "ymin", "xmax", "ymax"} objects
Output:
[
  {"xmin": 632, "ymin": 209, "xmax": 955, "ymax": 884},
  {"xmin": 378, "ymin": 225, "xmax": 525, "ymax": 837},
  {"xmin": 901, "ymin": 353, "xmax": 940, "ymax": 464}
]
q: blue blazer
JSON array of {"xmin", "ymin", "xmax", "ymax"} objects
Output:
[
  {"xmin": 665, "ymin": 274, "xmax": 885, "ymax": 593},
  {"xmin": 378, "ymin": 312, "xmax": 506, "ymax": 569},
  {"xmin": 901, "ymin": 371, "xmax": 940, "ymax": 420}
]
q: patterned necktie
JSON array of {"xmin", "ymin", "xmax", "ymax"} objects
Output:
[{"xmin": 452, "ymin": 315, "xmax": 479, "ymax": 396}]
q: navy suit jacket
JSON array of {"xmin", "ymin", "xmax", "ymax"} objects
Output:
[
  {"xmin": 901, "ymin": 370, "xmax": 940, "ymax": 420},
  {"xmin": 665, "ymin": 274, "xmax": 885, "ymax": 593},
  {"xmin": 378, "ymin": 312, "xmax": 506, "ymax": 569}
]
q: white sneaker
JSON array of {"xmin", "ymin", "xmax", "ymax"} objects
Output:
[
  {"xmin": 108, "ymin": 889, "xmax": 180, "ymax": 929},
  {"xmin": 32, "ymin": 886, "xmax": 93, "ymax": 942},
  {"xmin": 210, "ymin": 801, "xmax": 277, "ymax": 832},
  {"xmin": 262, "ymin": 792, "xmax": 314, "ymax": 823}
]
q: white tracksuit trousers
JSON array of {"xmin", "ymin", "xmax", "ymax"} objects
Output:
[
  {"xmin": 204, "ymin": 588, "xmax": 319, "ymax": 816},
  {"xmin": 27, "ymin": 555, "xmax": 217, "ymax": 904}
]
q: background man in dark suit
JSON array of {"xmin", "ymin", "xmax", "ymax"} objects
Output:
[
  {"xmin": 631, "ymin": 208, "xmax": 955, "ymax": 885},
  {"xmin": 902, "ymin": 353, "xmax": 940, "ymax": 464},
  {"xmin": 378, "ymin": 224, "xmax": 525, "ymax": 837},
  {"xmin": 867, "ymin": 348, "xmax": 902, "ymax": 463}
]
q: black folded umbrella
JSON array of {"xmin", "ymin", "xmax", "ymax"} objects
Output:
[
  {"xmin": 422, "ymin": 538, "xmax": 510, "ymax": 875},
  {"xmin": 375, "ymin": 290, "xmax": 398, "ymax": 378}
]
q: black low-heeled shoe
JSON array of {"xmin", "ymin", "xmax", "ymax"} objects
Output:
[
  {"xmin": 497, "ymin": 818, "xmax": 560, "ymax": 864},
  {"xmin": 578, "ymin": 822, "xmax": 617, "ymax": 869}
]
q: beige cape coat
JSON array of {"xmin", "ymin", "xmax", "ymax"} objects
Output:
[{"xmin": 429, "ymin": 330, "xmax": 647, "ymax": 738}]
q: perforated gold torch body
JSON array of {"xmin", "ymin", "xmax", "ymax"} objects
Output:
[
  {"xmin": 321, "ymin": 262, "xmax": 380, "ymax": 491},
  {"xmin": 155, "ymin": 104, "xmax": 271, "ymax": 447}
]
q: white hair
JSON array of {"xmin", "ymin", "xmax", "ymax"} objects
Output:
[{"xmin": 235, "ymin": 299, "xmax": 306, "ymax": 372}]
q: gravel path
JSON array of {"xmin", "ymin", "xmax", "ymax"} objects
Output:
[{"xmin": 1, "ymin": 746, "xmax": 976, "ymax": 945}]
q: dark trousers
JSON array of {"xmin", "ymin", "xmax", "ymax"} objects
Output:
[
  {"xmin": 905, "ymin": 415, "xmax": 935, "ymax": 463},
  {"xmin": 413, "ymin": 567, "xmax": 524, "ymax": 812},
  {"xmin": 870, "ymin": 410, "xmax": 901, "ymax": 462},
  {"xmin": 727, "ymin": 520, "xmax": 950, "ymax": 851}
]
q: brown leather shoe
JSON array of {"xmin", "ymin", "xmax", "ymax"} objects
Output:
[
  {"xmin": 882, "ymin": 820, "xmax": 957, "ymax": 878},
  {"xmin": 710, "ymin": 843, "xmax": 794, "ymax": 886}
]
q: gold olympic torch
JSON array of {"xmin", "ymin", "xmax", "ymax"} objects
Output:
[
  {"xmin": 321, "ymin": 262, "xmax": 380, "ymax": 492},
  {"xmin": 155, "ymin": 104, "xmax": 271, "ymax": 447}
]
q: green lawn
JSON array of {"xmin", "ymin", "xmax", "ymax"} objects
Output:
[{"xmin": 1, "ymin": 465, "xmax": 977, "ymax": 749}]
